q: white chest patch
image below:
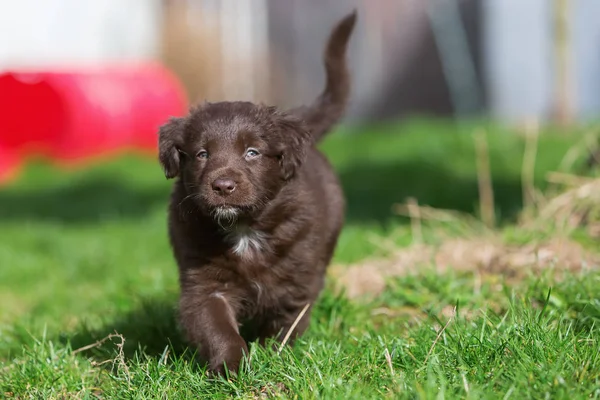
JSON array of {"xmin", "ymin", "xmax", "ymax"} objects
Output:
[{"xmin": 225, "ymin": 226, "xmax": 267, "ymax": 258}]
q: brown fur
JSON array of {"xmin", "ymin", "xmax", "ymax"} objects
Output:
[{"xmin": 157, "ymin": 11, "xmax": 357, "ymax": 375}]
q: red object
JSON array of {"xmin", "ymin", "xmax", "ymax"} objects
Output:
[
  {"xmin": 0, "ymin": 146, "xmax": 21, "ymax": 185},
  {"xmin": 0, "ymin": 62, "xmax": 187, "ymax": 164}
]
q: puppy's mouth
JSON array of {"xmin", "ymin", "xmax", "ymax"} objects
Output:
[{"xmin": 210, "ymin": 205, "xmax": 241, "ymax": 229}]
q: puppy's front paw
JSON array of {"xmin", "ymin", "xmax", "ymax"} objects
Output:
[
  {"xmin": 209, "ymin": 360, "xmax": 240, "ymax": 377},
  {"xmin": 208, "ymin": 339, "xmax": 248, "ymax": 376}
]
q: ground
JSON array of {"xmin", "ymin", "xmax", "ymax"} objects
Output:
[{"xmin": 0, "ymin": 118, "xmax": 599, "ymax": 399}]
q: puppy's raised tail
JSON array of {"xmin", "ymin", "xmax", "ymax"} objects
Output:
[{"xmin": 291, "ymin": 10, "xmax": 357, "ymax": 143}]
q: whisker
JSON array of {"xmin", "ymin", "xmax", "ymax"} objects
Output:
[{"xmin": 178, "ymin": 193, "xmax": 198, "ymax": 208}]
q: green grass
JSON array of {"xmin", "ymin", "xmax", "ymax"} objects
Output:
[{"xmin": 1, "ymin": 119, "xmax": 599, "ymax": 398}]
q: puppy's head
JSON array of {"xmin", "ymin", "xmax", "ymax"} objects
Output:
[{"xmin": 159, "ymin": 102, "xmax": 311, "ymax": 226}]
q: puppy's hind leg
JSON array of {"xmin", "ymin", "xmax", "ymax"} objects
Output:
[{"xmin": 258, "ymin": 303, "xmax": 313, "ymax": 350}]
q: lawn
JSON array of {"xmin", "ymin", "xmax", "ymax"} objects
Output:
[{"xmin": 1, "ymin": 118, "xmax": 599, "ymax": 399}]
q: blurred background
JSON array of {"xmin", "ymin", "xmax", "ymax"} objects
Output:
[
  {"xmin": 2, "ymin": 0, "xmax": 600, "ymax": 127},
  {"xmin": 0, "ymin": 0, "xmax": 599, "ymax": 231}
]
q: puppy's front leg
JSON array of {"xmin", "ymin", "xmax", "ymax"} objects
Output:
[{"xmin": 179, "ymin": 291, "xmax": 247, "ymax": 375}]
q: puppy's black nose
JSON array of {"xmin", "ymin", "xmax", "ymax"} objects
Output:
[{"xmin": 212, "ymin": 178, "xmax": 236, "ymax": 195}]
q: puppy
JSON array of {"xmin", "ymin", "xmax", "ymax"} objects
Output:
[{"xmin": 158, "ymin": 11, "xmax": 357, "ymax": 375}]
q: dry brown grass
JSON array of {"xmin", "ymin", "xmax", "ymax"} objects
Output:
[
  {"xmin": 330, "ymin": 177, "xmax": 600, "ymax": 299},
  {"xmin": 330, "ymin": 236, "xmax": 599, "ymax": 299},
  {"xmin": 532, "ymin": 176, "xmax": 600, "ymax": 234}
]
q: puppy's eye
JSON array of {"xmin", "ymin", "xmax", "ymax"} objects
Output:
[
  {"xmin": 196, "ymin": 150, "xmax": 209, "ymax": 160},
  {"xmin": 245, "ymin": 148, "xmax": 260, "ymax": 159}
]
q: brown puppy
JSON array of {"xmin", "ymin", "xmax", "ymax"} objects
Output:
[{"xmin": 158, "ymin": 11, "xmax": 357, "ymax": 375}]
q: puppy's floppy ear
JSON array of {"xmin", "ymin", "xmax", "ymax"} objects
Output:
[
  {"xmin": 158, "ymin": 116, "xmax": 186, "ymax": 179},
  {"xmin": 270, "ymin": 108, "xmax": 312, "ymax": 180}
]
